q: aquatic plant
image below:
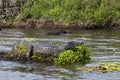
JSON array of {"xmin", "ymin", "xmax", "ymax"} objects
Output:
[
  {"xmin": 77, "ymin": 62, "xmax": 120, "ymax": 73},
  {"xmin": 31, "ymin": 54, "xmax": 55, "ymax": 62},
  {"xmin": 23, "ymin": 38, "xmax": 37, "ymax": 42},
  {"xmin": 31, "ymin": 54, "xmax": 44, "ymax": 62},
  {"xmin": 99, "ymin": 62, "xmax": 120, "ymax": 73},
  {"xmin": 54, "ymin": 45, "xmax": 91, "ymax": 65}
]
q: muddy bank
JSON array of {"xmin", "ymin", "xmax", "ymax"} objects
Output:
[
  {"xmin": 13, "ymin": 19, "xmax": 120, "ymax": 29},
  {"xmin": 0, "ymin": 17, "xmax": 119, "ymax": 30}
]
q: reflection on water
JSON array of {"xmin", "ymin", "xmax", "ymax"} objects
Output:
[{"xmin": 0, "ymin": 29, "xmax": 120, "ymax": 80}]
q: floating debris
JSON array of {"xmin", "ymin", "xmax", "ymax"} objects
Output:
[{"xmin": 77, "ymin": 62, "xmax": 120, "ymax": 73}]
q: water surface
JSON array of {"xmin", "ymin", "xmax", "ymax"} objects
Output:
[{"xmin": 0, "ymin": 29, "xmax": 120, "ymax": 80}]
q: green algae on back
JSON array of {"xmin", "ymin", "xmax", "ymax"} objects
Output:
[
  {"xmin": 16, "ymin": 44, "xmax": 28, "ymax": 55},
  {"xmin": 31, "ymin": 54, "xmax": 55, "ymax": 62},
  {"xmin": 31, "ymin": 54, "xmax": 44, "ymax": 62},
  {"xmin": 7, "ymin": 43, "xmax": 29, "ymax": 60},
  {"xmin": 14, "ymin": 43, "xmax": 28, "ymax": 60}
]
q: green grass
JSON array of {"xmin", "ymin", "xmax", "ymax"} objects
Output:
[{"xmin": 20, "ymin": 0, "xmax": 120, "ymax": 28}]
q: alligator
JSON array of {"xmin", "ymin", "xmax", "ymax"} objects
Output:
[
  {"xmin": 11, "ymin": 40, "xmax": 84, "ymax": 60},
  {"xmin": 33, "ymin": 41, "xmax": 84, "ymax": 57}
]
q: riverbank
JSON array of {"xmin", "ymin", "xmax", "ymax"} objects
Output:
[
  {"xmin": 0, "ymin": 0, "xmax": 120, "ymax": 29},
  {"xmin": 17, "ymin": 0, "xmax": 120, "ymax": 29},
  {"xmin": 0, "ymin": 18, "xmax": 120, "ymax": 30},
  {"xmin": 14, "ymin": 19, "xmax": 120, "ymax": 29}
]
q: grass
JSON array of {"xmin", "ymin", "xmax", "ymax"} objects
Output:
[{"xmin": 20, "ymin": 0, "xmax": 120, "ymax": 28}]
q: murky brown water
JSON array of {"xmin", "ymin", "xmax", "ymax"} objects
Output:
[{"xmin": 0, "ymin": 28, "xmax": 120, "ymax": 80}]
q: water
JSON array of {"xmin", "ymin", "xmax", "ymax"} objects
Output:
[{"xmin": 0, "ymin": 28, "xmax": 120, "ymax": 80}]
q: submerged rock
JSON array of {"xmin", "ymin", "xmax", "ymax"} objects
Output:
[
  {"xmin": 0, "ymin": 51, "xmax": 9, "ymax": 59},
  {"xmin": 0, "ymin": 46, "xmax": 12, "ymax": 59}
]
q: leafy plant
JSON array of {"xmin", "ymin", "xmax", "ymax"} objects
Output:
[{"xmin": 54, "ymin": 45, "xmax": 91, "ymax": 65}]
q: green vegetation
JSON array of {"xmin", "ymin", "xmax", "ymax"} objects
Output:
[
  {"xmin": 14, "ymin": 43, "xmax": 28, "ymax": 60},
  {"xmin": 31, "ymin": 54, "xmax": 55, "ymax": 62},
  {"xmin": 31, "ymin": 54, "xmax": 44, "ymax": 62},
  {"xmin": 21, "ymin": 0, "xmax": 120, "ymax": 28},
  {"xmin": 77, "ymin": 62, "xmax": 120, "ymax": 73},
  {"xmin": 30, "ymin": 45, "xmax": 91, "ymax": 65},
  {"xmin": 16, "ymin": 44, "xmax": 28, "ymax": 55},
  {"xmin": 54, "ymin": 45, "xmax": 91, "ymax": 65},
  {"xmin": 7, "ymin": 43, "xmax": 29, "ymax": 60}
]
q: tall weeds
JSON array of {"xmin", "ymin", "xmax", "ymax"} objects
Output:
[{"xmin": 21, "ymin": 0, "xmax": 120, "ymax": 27}]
